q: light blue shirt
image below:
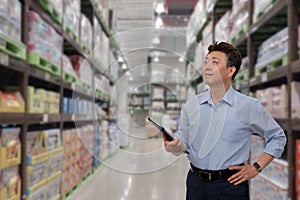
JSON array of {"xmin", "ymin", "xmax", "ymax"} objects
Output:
[{"xmin": 175, "ymin": 86, "xmax": 286, "ymax": 170}]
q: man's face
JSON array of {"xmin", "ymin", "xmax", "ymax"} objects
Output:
[{"xmin": 202, "ymin": 51, "xmax": 234, "ymax": 87}]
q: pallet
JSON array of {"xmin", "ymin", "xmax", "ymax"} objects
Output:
[
  {"xmin": 61, "ymin": 171, "xmax": 93, "ymax": 200},
  {"xmin": 34, "ymin": 0, "xmax": 62, "ymax": 24},
  {"xmin": 27, "ymin": 51, "xmax": 61, "ymax": 76},
  {"xmin": 254, "ymin": 0, "xmax": 278, "ymax": 23},
  {"xmin": 63, "ymin": 24, "xmax": 79, "ymax": 44},
  {"xmin": 63, "ymin": 72, "xmax": 77, "ymax": 83},
  {"xmin": 255, "ymin": 54, "xmax": 288, "ymax": 76},
  {"xmin": 0, "ymin": 33, "xmax": 26, "ymax": 60},
  {"xmin": 230, "ymin": 24, "xmax": 248, "ymax": 43}
]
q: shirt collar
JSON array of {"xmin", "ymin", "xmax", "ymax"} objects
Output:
[{"xmin": 198, "ymin": 86, "xmax": 235, "ymax": 106}]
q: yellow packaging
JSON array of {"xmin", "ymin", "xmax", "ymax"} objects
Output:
[
  {"xmin": 0, "ymin": 92, "xmax": 25, "ymax": 113},
  {"xmin": 0, "ymin": 128, "xmax": 21, "ymax": 169}
]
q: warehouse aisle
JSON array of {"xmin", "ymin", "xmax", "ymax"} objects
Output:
[{"xmin": 69, "ymin": 127, "xmax": 190, "ymax": 200}]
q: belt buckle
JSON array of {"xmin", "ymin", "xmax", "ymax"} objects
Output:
[{"xmin": 201, "ymin": 171, "xmax": 212, "ymax": 182}]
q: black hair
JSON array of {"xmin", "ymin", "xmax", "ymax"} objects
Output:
[{"xmin": 207, "ymin": 41, "xmax": 242, "ymax": 80}]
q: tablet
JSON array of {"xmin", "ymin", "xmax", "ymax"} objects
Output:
[
  {"xmin": 147, "ymin": 116, "xmax": 189, "ymax": 154},
  {"xmin": 147, "ymin": 116, "xmax": 174, "ymax": 141}
]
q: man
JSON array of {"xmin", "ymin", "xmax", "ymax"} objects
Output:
[{"xmin": 163, "ymin": 42, "xmax": 286, "ymax": 199}]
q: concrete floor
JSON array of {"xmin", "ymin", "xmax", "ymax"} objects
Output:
[{"xmin": 69, "ymin": 127, "xmax": 190, "ymax": 200}]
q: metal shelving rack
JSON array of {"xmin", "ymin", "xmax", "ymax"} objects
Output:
[
  {"xmin": 187, "ymin": 0, "xmax": 299, "ymax": 199},
  {"xmin": 0, "ymin": 0, "xmax": 119, "ymax": 199}
]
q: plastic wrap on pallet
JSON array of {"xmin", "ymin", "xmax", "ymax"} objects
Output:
[
  {"xmin": 253, "ymin": 0, "xmax": 272, "ymax": 22},
  {"xmin": 93, "ymin": 16, "xmax": 102, "ymax": 60},
  {"xmin": 215, "ymin": 11, "xmax": 231, "ymax": 42},
  {"xmin": 7, "ymin": 0, "xmax": 21, "ymax": 42},
  {"xmin": 0, "ymin": 0, "xmax": 21, "ymax": 42},
  {"xmin": 255, "ymin": 27, "xmax": 288, "ymax": 69},
  {"xmin": 202, "ymin": 20, "xmax": 213, "ymax": 51},
  {"xmin": 99, "ymin": 76, "xmax": 111, "ymax": 95},
  {"xmin": 80, "ymin": 14, "xmax": 93, "ymax": 51},
  {"xmin": 292, "ymin": 81, "xmax": 300, "ymax": 119},
  {"xmin": 62, "ymin": 55, "xmax": 77, "ymax": 77},
  {"xmin": 79, "ymin": 59, "xmax": 93, "ymax": 86},
  {"xmin": 0, "ymin": 0, "xmax": 7, "ymax": 35},
  {"xmin": 27, "ymin": 11, "xmax": 62, "ymax": 67},
  {"xmin": 186, "ymin": 1, "xmax": 206, "ymax": 46},
  {"xmin": 63, "ymin": 1, "xmax": 80, "ymax": 39},
  {"xmin": 229, "ymin": 0, "xmax": 248, "ymax": 42},
  {"xmin": 50, "ymin": 0, "xmax": 63, "ymax": 19},
  {"xmin": 205, "ymin": 0, "xmax": 218, "ymax": 14}
]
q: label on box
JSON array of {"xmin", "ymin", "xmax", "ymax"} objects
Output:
[
  {"xmin": 0, "ymin": 52, "xmax": 8, "ymax": 66},
  {"xmin": 262, "ymin": 73, "xmax": 268, "ymax": 82},
  {"xmin": 45, "ymin": 73, "xmax": 50, "ymax": 81},
  {"xmin": 43, "ymin": 114, "xmax": 49, "ymax": 122}
]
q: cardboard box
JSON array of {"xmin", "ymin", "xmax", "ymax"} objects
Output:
[
  {"xmin": 292, "ymin": 82, "xmax": 300, "ymax": 119},
  {"xmin": 0, "ymin": 92, "xmax": 24, "ymax": 113},
  {"xmin": 0, "ymin": 128, "xmax": 21, "ymax": 169}
]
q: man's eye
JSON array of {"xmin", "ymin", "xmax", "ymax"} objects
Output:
[{"xmin": 212, "ymin": 61, "xmax": 218, "ymax": 65}]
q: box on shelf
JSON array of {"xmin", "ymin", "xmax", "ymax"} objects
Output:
[
  {"xmin": 25, "ymin": 160, "xmax": 49, "ymax": 189},
  {"xmin": 0, "ymin": 127, "xmax": 21, "ymax": 169},
  {"xmin": 0, "ymin": 165, "xmax": 21, "ymax": 200},
  {"xmin": 80, "ymin": 14, "xmax": 92, "ymax": 51},
  {"xmin": 47, "ymin": 172, "xmax": 61, "ymax": 200},
  {"xmin": 43, "ymin": 129, "xmax": 61, "ymax": 152},
  {"xmin": 26, "ymin": 131, "xmax": 49, "ymax": 165},
  {"xmin": 270, "ymin": 84, "xmax": 288, "ymax": 119},
  {"xmin": 296, "ymin": 140, "xmax": 300, "ymax": 192},
  {"xmin": 292, "ymin": 82, "xmax": 300, "ymax": 119},
  {"xmin": 0, "ymin": 91, "xmax": 25, "ymax": 113}
]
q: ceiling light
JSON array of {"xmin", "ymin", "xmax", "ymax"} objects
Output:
[
  {"xmin": 117, "ymin": 56, "xmax": 124, "ymax": 63},
  {"xmin": 122, "ymin": 64, "xmax": 127, "ymax": 69},
  {"xmin": 152, "ymin": 36, "xmax": 160, "ymax": 45},
  {"xmin": 155, "ymin": 16, "xmax": 163, "ymax": 29},
  {"xmin": 155, "ymin": 3, "xmax": 165, "ymax": 14},
  {"xmin": 179, "ymin": 57, "xmax": 185, "ymax": 62},
  {"xmin": 153, "ymin": 56, "xmax": 159, "ymax": 62}
]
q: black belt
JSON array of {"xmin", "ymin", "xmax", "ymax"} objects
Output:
[{"xmin": 190, "ymin": 163, "xmax": 243, "ymax": 182}]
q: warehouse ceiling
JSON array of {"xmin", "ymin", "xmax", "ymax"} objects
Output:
[{"xmin": 109, "ymin": 0, "xmax": 197, "ymax": 72}]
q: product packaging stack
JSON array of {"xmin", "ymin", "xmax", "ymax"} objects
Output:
[
  {"xmin": 250, "ymin": 135, "xmax": 288, "ymax": 200},
  {"xmin": 229, "ymin": 0, "xmax": 248, "ymax": 42},
  {"xmin": 93, "ymin": 16, "xmax": 102, "ymax": 62},
  {"xmin": 62, "ymin": 55, "xmax": 78, "ymax": 83},
  {"xmin": 296, "ymin": 140, "xmax": 300, "ymax": 199},
  {"xmin": 63, "ymin": 0, "xmax": 80, "ymax": 41},
  {"xmin": 0, "ymin": 0, "xmax": 21, "ymax": 42},
  {"xmin": 25, "ymin": 129, "xmax": 62, "ymax": 200},
  {"xmin": 215, "ymin": 11, "xmax": 231, "ymax": 42},
  {"xmin": 253, "ymin": 0, "xmax": 273, "ymax": 22},
  {"xmin": 292, "ymin": 81, "xmax": 300, "ymax": 119},
  {"xmin": 0, "ymin": 91, "xmax": 25, "ymax": 113},
  {"xmin": 255, "ymin": 83, "xmax": 300, "ymax": 119},
  {"xmin": 80, "ymin": 14, "xmax": 93, "ymax": 52},
  {"xmin": 27, "ymin": 11, "xmax": 63, "ymax": 69},
  {"xmin": 78, "ymin": 125, "xmax": 94, "ymax": 179},
  {"xmin": 0, "ymin": 127, "xmax": 21, "ymax": 200},
  {"xmin": 27, "ymin": 86, "xmax": 60, "ymax": 114},
  {"xmin": 69, "ymin": 55, "xmax": 93, "ymax": 89},
  {"xmin": 255, "ymin": 27, "xmax": 288, "ymax": 72}
]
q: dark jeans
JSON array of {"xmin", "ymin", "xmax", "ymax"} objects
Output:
[{"xmin": 186, "ymin": 170, "xmax": 250, "ymax": 200}]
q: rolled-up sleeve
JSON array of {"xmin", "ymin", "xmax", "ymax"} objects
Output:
[{"xmin": 249, "ymin": 100, "xmax": 287, "ymax": 158}]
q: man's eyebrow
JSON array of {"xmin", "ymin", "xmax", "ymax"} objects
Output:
[{"xmin": 206, "ymin": 56, "xmax": 221, "ymax": 60}]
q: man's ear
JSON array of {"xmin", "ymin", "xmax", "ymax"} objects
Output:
[{"xmin": 228, "ymin": 66, "xmax": 236, "ymax": 79}]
